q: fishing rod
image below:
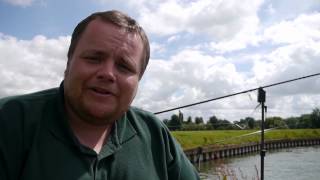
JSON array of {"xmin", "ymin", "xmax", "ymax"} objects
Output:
[{"xmin": 154, "ymin": 72, "xmax": 320, "ymax": 114}]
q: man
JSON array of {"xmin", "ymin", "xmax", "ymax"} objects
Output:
[{"xmin": 0, "ymin": 10, "xmax": 199, "ymax": 180}]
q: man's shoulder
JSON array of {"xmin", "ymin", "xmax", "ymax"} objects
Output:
[
  {"xmin": 127, "ymin": 106, "xmax": 158, "ymax": 122},
  {"xmin": 128, "ymin": 106, "xmax": 154, "ymax": 117},
  {"xmin": 127, "ymin": 106, "xmax": 168, "ymax": 131},
  {"xmin": 0, "ymin": 87, "xmax": 60, "ymax": 109}
]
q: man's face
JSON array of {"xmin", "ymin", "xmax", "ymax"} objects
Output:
[{"xmin": 64, "ymin": 19, "xmax": 143, "ymax": 125}]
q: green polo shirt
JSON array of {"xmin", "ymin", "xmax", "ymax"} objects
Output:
[{"xmin": 0, "ymin": 85, "xmax": 199, "ymax": 180}]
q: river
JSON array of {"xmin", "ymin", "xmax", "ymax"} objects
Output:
[{"xmin": 198, "ymin": 146, "xmax": 320, "ymax": 180}]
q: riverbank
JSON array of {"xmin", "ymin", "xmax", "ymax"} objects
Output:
[
  {"xmin": 199, "ymin": 146, "xmax": 320, "ymax": 180},
  {"xmin": 172, "ymin": 129, "xmax": 320, "ymax": 150},
  {"xmin": 185, "ymin": 138, "xmax": 320, "ymax": 163}
]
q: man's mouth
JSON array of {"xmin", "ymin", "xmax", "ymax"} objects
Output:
[{"xmin": 91, "ymin": 87, "xmax": 114, "ymax": 96}]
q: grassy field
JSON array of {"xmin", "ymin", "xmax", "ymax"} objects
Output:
[{"xmin": 172, "ymin": 129, "xmax": 320, "ymax": 150}]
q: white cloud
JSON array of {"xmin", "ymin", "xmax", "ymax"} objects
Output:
[
  {"xmin": 133, "ymin": 0, "xmax": 264, "ymax": 53},
  {"xmin": 138, "ymin": 0, "xmax": 264, "ymax": 39},
  {"xmin": 266, "ymin": 3, "xmax": 275, "ymax": 15},
  {"xmin": 167, "ymin": 35, "xmax": 180, "ymax": 43},
  {"xmin": 2, "ymin": 0, "xmax": 35, "ymax": 7},
  {"xmin": 263, "ymin": 13, "xmax": 320, "ymax": 44},
  {"xmin": 251, "ymin": 40, "xmax": 320, "ymax": 94},
  {"xmin": 251, "ymin": 13, "xmax": 320, "ymax": 92},
  {"xmin": 1, "ymin": 0, "xmax": 319, "ymax": 122},
  {"xmin": 134, "ymin": 5, "xmax": 320, "ymax": 121},
  {"xmin": 150, "ymin": 42, "xmax": 166, "ymax": 57},
  {"xmin": 261, "ymin": 0, "xmax": 320, "ymax": 22},
  {"xmin": 133, "ymin": 49, "xmax": 252, "ymax": 120},
  {"xmin": 90, "ymin": 0, "xmax": 319, "ymax": 55},
  {"xmin": 134, "ymin": 23, "xmax": 320, "ymax": 121},
  {"xmin": 0, "ymin": 34, "xmax": 69, "ymax": 97},
  {"xmin": 237, "ymin": 39, "xmax": 320, "ymax": 119}
]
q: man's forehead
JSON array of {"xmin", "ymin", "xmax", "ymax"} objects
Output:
[{"xmin": 84, "ymin": 19, "xmax": 142, "ymax": 45}]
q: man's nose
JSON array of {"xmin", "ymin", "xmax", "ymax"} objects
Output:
[{"xmin": 96, "ymin": 60, "xmax": 116, "ymax": 82}]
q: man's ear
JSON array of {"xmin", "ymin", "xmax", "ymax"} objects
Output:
[
  {"xmin": 64, "ymin": 69, "xmax": 68, "ymax": 78},
  {"xmin": 64, "ymin": 61, "xmax": 70, "ymax": 78}
]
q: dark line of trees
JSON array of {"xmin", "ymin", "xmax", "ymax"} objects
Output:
[{"xmin": 162, "ymin": 108, "xmax": 320, "ymax": 131}]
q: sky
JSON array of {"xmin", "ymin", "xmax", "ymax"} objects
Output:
[{"xmin": 0, "ymin": 0, "xmax": 320, "ymax": 122}]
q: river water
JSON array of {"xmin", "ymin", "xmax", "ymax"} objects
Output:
[{"xmin": 198, "ymin": 146, "xmax": 320, "ymax": 180}]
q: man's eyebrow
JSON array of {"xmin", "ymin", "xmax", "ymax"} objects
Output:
[
  {"xmin": 121, "ymin": 58, "xmax": 136, "ymax": 68},
  {"xmin": 81, "ymin": 50, "xmax": 107, "ymax": 56}
]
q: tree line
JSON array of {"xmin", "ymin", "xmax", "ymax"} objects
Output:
[{"xmin": 162, "ymin": 108, "xmax": 320, "ymax": 131}]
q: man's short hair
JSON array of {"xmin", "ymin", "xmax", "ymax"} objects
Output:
[{"xmin": 67, "ymin": 10, "xmax": 150, "ymax": 78}]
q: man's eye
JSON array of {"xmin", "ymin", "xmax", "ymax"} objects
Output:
[
  {"xmin": 119, "ymin": 64, "xmax": 130, "ymax": 71},
  {"xmin": 118, "ymin": 63, "xmax": 134, "ymax": 73},
  {"xmin": 84, "ymin": 56, "xmax": 101, "ymax": 63}
]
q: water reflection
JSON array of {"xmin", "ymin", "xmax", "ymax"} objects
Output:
[{"xmin": 198, "ymin": 146, "xmax": 320, "ymax": 180}]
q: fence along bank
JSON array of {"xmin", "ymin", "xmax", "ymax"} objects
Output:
[{"xmin": 184, "ymin": 138, "xmax": 320, "ymax": 163}]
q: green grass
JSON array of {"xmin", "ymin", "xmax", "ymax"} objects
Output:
[{"xmin": 172, "ymin": 129, "xmax": 320, "ymax": 150}]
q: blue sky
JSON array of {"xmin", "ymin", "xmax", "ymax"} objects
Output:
[
  {"xmin": 0, "ymin": 0, "xmax": 101, "ymax": 38},
  {"xmin": 1, "ymin": 0, "xmax": 320, "ymax": 121}
]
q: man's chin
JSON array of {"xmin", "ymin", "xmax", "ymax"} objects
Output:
[
  {"xmin": 82, "ymin": 115, "xmax": 116, "ymax": 126},
  {"xmin": 85, "ymin": 108, "xmax": 120, "ymax": 125}
]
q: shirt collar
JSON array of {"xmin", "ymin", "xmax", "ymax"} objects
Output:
[{"xmin": 47, "ymin": 81, "xmax": 137, "ymax": 157}]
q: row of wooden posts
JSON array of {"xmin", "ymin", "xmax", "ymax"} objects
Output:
[{"xmin": 184, "ymin": 138, "xmax": 320, "ymax": 163}]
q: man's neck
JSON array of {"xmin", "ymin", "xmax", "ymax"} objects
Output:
[
  {"xmin": 65, "ymin": 106, "xmax": 113, "ymax": 154},
  {"xmin": 70, "ymin": 118, "xmax": 113, "ymax": 154}
]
